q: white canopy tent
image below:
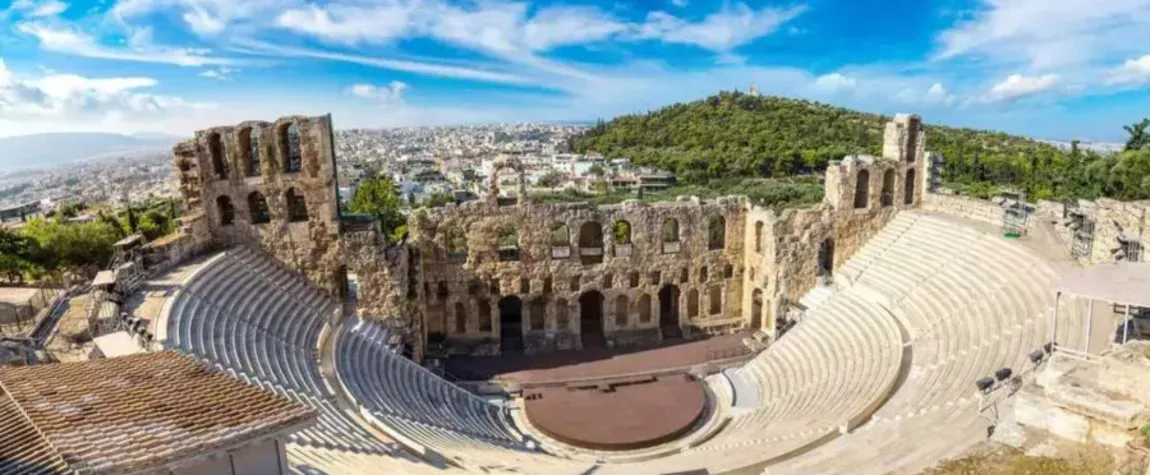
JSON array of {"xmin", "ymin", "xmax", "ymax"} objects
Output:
[{"xmin": 1052, "ymin": 262, "xmax": 1150, "ymax": 352}]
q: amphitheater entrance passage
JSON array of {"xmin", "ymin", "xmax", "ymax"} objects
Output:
[
  {"xmin": 659, "ymin": 285, "xmax": 682, "ymax": 339},
  {"xmin": 818, "ymin": 238, "xmax": 835, "ymax": 278},
  {"xmin": 499, "ymin": 296, "xmax": 524, "ymax": 354},
  {"xmin": 579, "ymin": 291, "xmax": 606, "ymax": 348}
]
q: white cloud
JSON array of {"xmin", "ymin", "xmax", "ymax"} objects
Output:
[
  {"xmin": 982, "ymin": 73, "xmax": 1061, "ymax": 103},
  {"xmin": 634, "ymin": 4, "xmax": 806, "ymax": 53},
  {"xmin": 812, "ymin": 72, "xmax": 856, "ymax": 93},
  {"xmin": 935, "ymin": 0, "xmax": 1150, "ymax": 69},
  {"xmin": 16, "ymin": 22, "xmax": 240, "ymax": 67},
  {"xmin": 30, "ymin": 0, "xmax": 68, "ymax": 17},
  {"xmin": 1105, "ymin": 54, "xmax": 1150, "ymax": 86},
  {"xmin": 347, "ymin": 81, "xmax": 408, "ymax": 104},
  {"xmin": 670, "ymin": 0, "xmax": 688, "ymax": 6},
  {"xmin": 896, "ymin": 82, "xmax": 957, "ymax": 107},
  {"xmin": 198, "ymin": 67, "xmax": 234, "ymax": 80},
  {"xmin": 275, "ymin": 3, "xmax": 418, "ymax": 46}
]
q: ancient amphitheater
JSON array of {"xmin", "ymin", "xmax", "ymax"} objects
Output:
[{"xmin": 40, "ymin": 113, "xmax": 1146, "ymax": 475}]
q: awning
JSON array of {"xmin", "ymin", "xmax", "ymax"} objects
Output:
[
  {"xmin": 1058, "ymin": 262, "xmax": 1150, "ymax": 307},
  {"xmin": 91, "ymin": 271, "xmax": 115, "ymax": 288}
]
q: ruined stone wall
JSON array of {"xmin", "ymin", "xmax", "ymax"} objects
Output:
[
  {"xmin": 408, "ymin": 195, "xmax": 747, "ymax": 354},
  {"xmin": 921, "ymin": 191, "xmax": 1011, "ymax": 229},
  {"xmin": 173, "ymin": 115, "xmax": 345, "ymax": 297}
]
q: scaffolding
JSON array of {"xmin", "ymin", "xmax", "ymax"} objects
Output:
[
  {"xmin": 1065, "ymin": 206, "xmax": 1095, "ymax": 260},
  {"xmin": 1116, "ymin": 233, "xmax": 1144, "ymax": 262},
  {"xmin": 998, "ymin": 191, "xmax": 1030, "ymax": 236}
]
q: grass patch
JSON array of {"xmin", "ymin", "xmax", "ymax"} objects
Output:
[{"xmin": 921, "ymin": 445, "xmax": 1130, "ymax": 475}]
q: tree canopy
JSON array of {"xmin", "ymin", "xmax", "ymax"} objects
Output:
[
  {"xmin": 571, "ymin": 91, "xmax": 1149, "ymax": 202},
  {"xmin": 349, "ymin": 176, "xmax": 407, "ymax": 243}
]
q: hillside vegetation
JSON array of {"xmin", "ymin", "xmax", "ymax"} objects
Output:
[{"xmin": 571, "ymin": 91, "xmax": 1150, "ymax": 202}]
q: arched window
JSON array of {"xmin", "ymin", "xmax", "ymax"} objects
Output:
[
  {"xmin": 244, "ymin": 127, "xmax": 261, "ymax": 177},
  {"xmin": 446, "ymin": 227, "xmax": 467, "ymax": 262},
  {"xmin": 709, "ymin": 285, "xmax": 722, "ymax": 315},
  {"xmin": 498, "ymin": 224, "xmax": 519, "ymax": 261},
  {"xmin": 662, "ymin": 218, "xmax": 679, "ymax": 242},
  {"xmin": 854, "ymin": 169, "xmax": 870, "ymax": 209},
  {"xmin": 906, "ymin": 116, "xmax": 920, "ymax": 163},
  {"xmin": 699, "ymin": 266, "xmax": 707, "ymax": 282},
  {"xmin": 613, "ymin": 220, "xmax": 632, "ymax": 244},
  {"xmin": 247, "ymin": 191, "xmax": 270, "ymax": 224},
  {"xmin": 707, "ymin": 216, "xmax": 726, "ymax": 250},
  {"xmin": 614, "ymin": 295, "xmax": 628, "ymax": 326},
  {"xmin": 216, "ymin": 195, "xmax": 234, "ymax": 226},
  {"xmin": 454, "ymin": 302, "xmax": 467, "ymax": 333},
  {"xmin": 724, "ymin": 264, "xmax": 733, "ymax": 279},
  {"xmin": 478, "ymin": 299, "xmax": 492, "ymax": 332},
  {"xmin": 543, "ymin": 277, "xmax": 553, "ymax": 293},
  {"xmin": 209, "ymin": 132, "xmax": 227, "ymax": 179},
  {"xmin": 905, "ymin": 169, "xmax": 916, "ymax": 204},
  {"xmin": 556, "ymin": 299, "xmax": 569, "ymax": 329},
  {"xmin": 530, "ymin": 298, "xmax": 546, "ymax": 330},
  {"xmin": 881, "ymin": 169, "xmax": 895, "ymax": 207},
  {"xmin": 578, "ymin": 221, "xmax": 604, "ymax": 264},
  {"xmin": 638, "ymin": 294, "xmax": 652, "ymax": 323},
  {"xmin": 549, "ymin": 224, "xmax": 570, "ymax": 259},
  {"xmin": 754, "ymin": 221, "xmax": 764, "ymax": 253},
  {"xmin": 285, "ymin": 188, "xmax": 308, "ymax": 222},
  {"xmin": 436, "ymin": 282, "xmax": 449, "ymax": 301},
  {"xmin": 280, "ymin": 122, "xmax": 302, "ymax": 173},
  {"xmin": 687, "ymin": 289, "xmax": 699, "ymax": 318}
]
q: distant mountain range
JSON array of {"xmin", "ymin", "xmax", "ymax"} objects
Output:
[{"xmin": 0, "ymin": 132, "xmax": 185, "ymax": 171}]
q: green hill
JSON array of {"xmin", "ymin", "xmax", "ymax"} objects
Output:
[{"xmin": 570, "ymin": 91, "xmax": 1146, "ymax": 201}]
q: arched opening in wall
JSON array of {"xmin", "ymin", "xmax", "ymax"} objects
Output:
[
  {"xmin": 556, "ymin": 299, "xmax": 569, "ymax": 330},
  {"xmin": 450, "ymin": 301, "xmax": 464, "ymax": 331},
  {"xmin": 707, "ymin": 216, "xmax": 726, "ymax": 250},
  {"xmin": 881, "ymin": 169, "xmax": 895, "ymax": 207},
  {"xmin": 614, "ymin": 295, "xmax": 628, "ymax": 327},
  {"xmin": 754, "ymin": 221, "xmax": 764, "ymax": 253},
  {"xmin": 578, "ymin": 221, "xmax": 604, "ymax": 265},
  {"xmin": 529, "ymin": 298, "xmax": 546, "ymax": 331},
  {"xmin": 549, "ymin": 224, "xmax": 570, "ymax": 259},
  {"xmin": 724, "ymin": 264, "xmax": 733, "ymax": 279},
  {"xmin": 639, "ymin": 294, "xmax": 652, "ymax": 323},
  {"xmin": 659, "ymin": 285, "xmax": 682, "ymax": 339},
  {"xmin": 543, "ymin": 277, "xmax": 553, "ymax": 293},
  {"xmin": 498, "ymin": 296, "xmax": 523, "ymax": 354},
  {"xmin": 280, "ymin": 122, "xmax": 302, "ymax": 173},
  {"xmin": 579, "ymin": 291, "xmax": 605, "ymax": 348},
  {"xmin": 285, "ymin": 188, "xmax": 309, "ymax": 222},
  {"xmin": 436, "ymin": 282, "xmax": 449, "ymax": 301},
  {"xmin": 247, "ymin": 191, "xmax": 270, "ymax": 224},
  {"xmin": 216, "ymin": 196, "xmax": 235, "ymax": 226},
  {"xmin": 209, "ymin": 132, "xmax": 227, "ymax": 179},
  {"xmin": 818, "ymin": 238, "xmax": 835, "ymax": 277},
  {"xmin": 335, "ymin": 265, "xmax": 350, "ymax": 300},
  {"xmin": 687, "ymin": 289, "xmax": 699, "ymax": 319},
  {"xmin": 905, "ymin": 169, "xmax": 916, "ymax": 205},
  {"xmin": 906, "ymin": 116, "xmax": 920, "ymax": 163},
  {"xmin": 498, "ymin": 224, "xmax": 519, "ymax": 261},
  {"xmin": 445, "ymin": 227, "xmax": 467, "ymax": 262},
  {"xmin": 478, "ymin": 299, "xmax": 492, "ymax": 332},
  {"xmin": 751, "ymin": 289, "xmax": 763, "ymax": 330},
  {"xmin": 662, "ymin": 218, "xmax": 680, "ymax": 253},
  {"xmin": 613, "ymin": 220, "xmax": 632, "ymax": 257},
  {"xmin": 854, "ymin": 170, "xmax": 870, "ymax": 209},
  {"xmin": 454, "ymin": 302, "xmax": 467, "ymax": 334},
  {"xmin": 243, "ymin": 127, "xmax": 260, "ymax": 177},
  {"xmin": 708, "ymin": 285, "xmax": 722, "ymax": 316}
]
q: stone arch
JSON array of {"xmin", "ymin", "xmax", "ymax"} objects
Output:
[
  {"xmin": 818, "ymin": 237, "xmax": 835, "ymax": 276},
  {"xmin": 707, "ymin": 216, "xmax": 726, "ymax": 250},
  {"xmin": 279, "ymin": 122, "xmax": 302, "ymax": 173},
  {"xmin": 662, "ymin": 218, "xmax": 680, "ymax": 242},
  {"xmin": 905, "ymin": 168, "xmax": 916, "ymax": 205},
  {"xmin": 555, "ymin": 298, "xmax": 569, "ymax": 329},
  {"xmin": 285, "ymin": 188, "xmax": 308, "ymax": 222},
  {"xmin": 549, "ymin": 224, "xmax": 570, "ymax": 248},
  {"xmin": 216, "ymin": 195, "xmax": 235, "ymax": 226},
  {"xmin": 578, "ymin": 221, "xmax": 604, "ymax": 264},
  {"xmin": 247, "ymin": 191, "xmax": 270, "ymax": 224},
  {"xmin": 854, "ymin": 169, "xmax": 870, "ymax": 209},
  {"xmin": 529, "ymin": 298, "xmax": 546, "ymax": 331},
  {"xmin": 708, "ymin": 285, "xmax": 722, "ymax": 315},
  {"xmin": 445, "ymin": 226, "xmax": 467, "ymax": 261},
  {"xmin": 751, "ymin": 288, "xmax": 763, "ymax": 330},
  {"xmin": 436, "ymin": 282, "xmax": 449, "ymax": 301},
  {"xmin": 478, "ymin": 299, "xmax": 492, "ymax": 332},
  {"xmin": 687, "ymin": 288, "xmax": 699, "ymax": 318},
  {"xmin": 454, "ymin": 302, "xmax": 467, "ymax": 334},
  {"xmin": 613, "ymin": 220, "xmax": 632, "ymax": 244},
  {"xmin": 638, "ymin": 294, "xmax": 652, "ymax": 323},
  {"xmin": 579, "ymin": 291, "xmax": 605, "ymax": 348},
  {"xmin": 881, "ymin": 168, "xmax": 895, "ymax": 207},
  {"xmin": 614, "ymin": 295, "xmax": 628, "ymax": 326},
  {"xmin": 208, "ymin": 132, "xmax": 227, "ymax": 179},
  {"xmin": 242, "ymin": 127, "xmax": 260, "ymax": 177},
  {"xmin": 754, "ymin": 221, "xmax": 764, "ymax": 253},
  {"xmin": 906, "ymin": 116, "xmax": 920, "ymax": 163},
  {"xmin": 490, "ymin": 157, "xmax": 527, "ymax": 206},
  {"xmin": 497, "ymin": 224, "xmax": 519, "ymax": 261},
  {"xmin": 498, "ymin": 296, "xmax": 523, "ymax": 353}
]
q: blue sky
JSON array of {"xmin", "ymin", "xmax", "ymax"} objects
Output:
[{"xmin": 1, "ymin": 0, "xmax": 1150, "ymax": 141}]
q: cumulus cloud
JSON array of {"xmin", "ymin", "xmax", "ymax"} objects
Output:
[
  {"xmin": 634, "ymin": 4, "xmax": 806, "ymax": 53},
  {"xmin": 198, "ymin": 67, "xmax": 234, "ymax": 80},
  {"xmin": 896, "ymin": 82, "xmax": 957, "ymax": 107},
  {"xmin": 981, "ymin": 73, "xmax": 1061, "ymax": 103},
  {"xmin": 347, "ymin": 81, "xmax": 409, "ymax": 104},
  {"xmin": 812, "ymin": 72, "xmax": 856, "ymax": 93},
  {"xmin": 1105, "ymin": 54, "xmax": 1150, "ymax": 86}
]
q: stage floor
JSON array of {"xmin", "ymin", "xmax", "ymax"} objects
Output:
[{"xmin": 442, "ymin": 331, "xmax": 753, "ymax": 384}]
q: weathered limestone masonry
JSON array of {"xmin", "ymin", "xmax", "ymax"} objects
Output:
[
  {"xmin": 1030, "ymin": 198, "xmax": 1150, "ymax": 265},
  {"xmin": 173, "ymin": 115, "xmax": 345, "ymax": 298}
]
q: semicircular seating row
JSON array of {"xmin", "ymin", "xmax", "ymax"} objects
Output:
[
  {"xmin": 762, "ymin": 211, "xmax": 1079, "ymax": 475},
  {"xmin": 166, "ymin": 247, "xmax": 413, "ymax": 473}
]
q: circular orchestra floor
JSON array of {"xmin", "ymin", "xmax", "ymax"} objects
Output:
[{"xmin": 523, "ymin": 374, "xmax": 707, "ymax": 451}]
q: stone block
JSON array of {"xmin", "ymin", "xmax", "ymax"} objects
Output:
[{"xmin": 1047, "ymin": 406, "xmax": 1090, "ymax": 443}]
